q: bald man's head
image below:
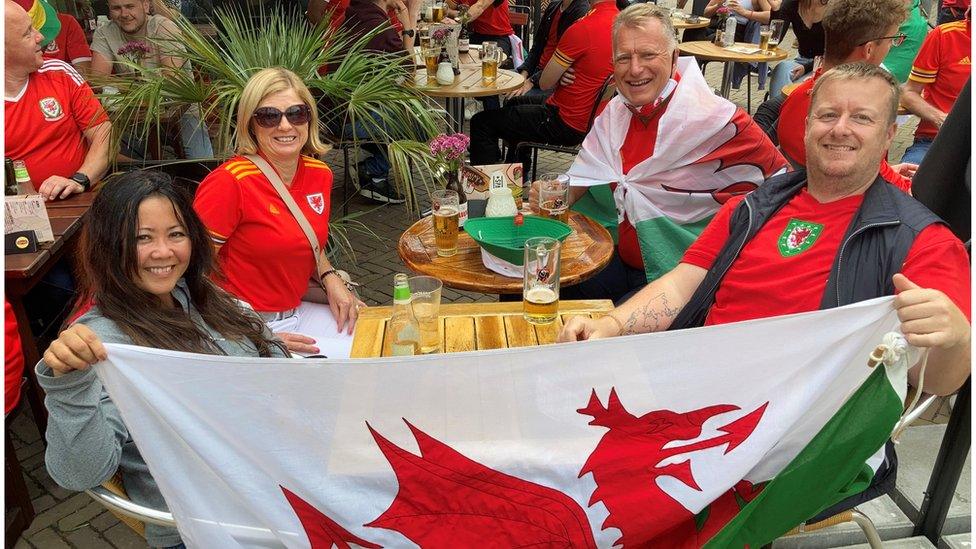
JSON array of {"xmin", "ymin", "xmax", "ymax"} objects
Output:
[{"xmin": 5, "ymin": 0, "xmax": 44, "ymax": 78}]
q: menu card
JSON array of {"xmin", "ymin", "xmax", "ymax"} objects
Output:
[{"xmin": 5, "ymin": 195, "xmax": 54, "ymax": 242}]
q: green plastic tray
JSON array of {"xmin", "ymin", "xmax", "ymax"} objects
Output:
[{"xmin": 464, "ymin": 216, "xmax": 572, "ymax": 265}]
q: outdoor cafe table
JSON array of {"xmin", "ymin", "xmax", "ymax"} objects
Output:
[
  {"xmin": 671, "ymin": 14, "xmax": 710, "ymax": 30},
  {"xmin": 677, "ymin": 41, "xmax": 788, "ymax": 98},
  {"xmin": 5, "ymin": 191, "xmax": 96, "ymax": 430},
  {"xmin": 413, "ymin": 66, "xmax": 525, "ymax": 133},
  {"xmin": 398, "ymin": 210, "xmax": 614, "ymax": 294},
  {"xmin": 350, "ymin": 299, "xmax": 613, "ymax": 357},
  {"xmin": 413, "ymin": 44, "xmax": 508, "ymax": 68}
]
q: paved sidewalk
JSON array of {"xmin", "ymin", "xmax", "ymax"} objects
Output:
[{"xmin": 6, "ymin": 53, "xmax": 938, "ymax": 548}]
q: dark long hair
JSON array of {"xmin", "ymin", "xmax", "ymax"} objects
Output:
[{"xmin": 76, "ymin": 171, "xmax": 285, "ymax": 356}]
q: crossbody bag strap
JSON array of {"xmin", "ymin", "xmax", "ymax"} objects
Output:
[{"xmin": 245, "ymin": 154, "xmax": 327, "ymax": 279}]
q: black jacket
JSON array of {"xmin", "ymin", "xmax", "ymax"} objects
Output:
[
  {"xmin": 671, "ymin": 169, "xmax": 942, "ymax": 329},
  {"xmin": 516, "ymin": 0, "xmax": 590, "ymax": 86}
]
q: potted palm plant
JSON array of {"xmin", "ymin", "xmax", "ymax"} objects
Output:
[{"xmin": 98, "ymin": 5, "xmax": 444, "ymax": 246}]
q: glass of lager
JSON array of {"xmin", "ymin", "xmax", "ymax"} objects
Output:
[
  {"xmin": 408, "ymin": 276, "xmax": 443, "ymax": 353},
  {"xmin": 523, "ymin": 237, "xmax": 561, "ymax": 325},
  {"xmin": 432, "ymin": 2, "xmax": 445, "ymax": 22},
  {"xmin": 537, "ymin": 173, "xmax": 570, "ymax": 223},
  {"xmin": 423, "ymin": 47, "xmax": 441, "ymax": 84},
  {"xmin": 431, "ymin": 189, "xmax": 460, "ymax": 257},
  {"xmin": 481, "ymin": 43, "xmax": 499, "ymax": 85},
  {"xmin": 759, "ymin": 25, "xmax": 772, "ymax": 53}
]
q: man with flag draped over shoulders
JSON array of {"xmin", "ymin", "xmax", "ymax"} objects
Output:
[
  {"xmin": 536, "ymin": 3, "xmax": 788, "ymax": 304},
  {"xmin": 560, "ymin": 61, "xmax": 970, "ymax": 542}
]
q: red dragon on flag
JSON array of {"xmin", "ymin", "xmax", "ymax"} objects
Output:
[{"xmin": 285, "ymin": 390, "xmax": 767, "ymax": 548}]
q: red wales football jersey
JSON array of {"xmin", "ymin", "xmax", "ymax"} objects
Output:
[
  {"xmin": 682, "ymin": 189, "xmax": 971, "ymax": 325},
  {"xmin": 4, "ymin": 60, "xmax": 108, "ymax": 185},
  {"xmin": 460, "ymin": 0, "xmax": 514, "ymax": 36},
  {"xmin": 42, "ymin": 14, "xmax": 92, "ymax": 65},
  {"xmin": 908, "ymin": 19, "xmax": 972, "ymax": 138},
  {"xmin": 546, "ymin": 1, "xmax": 617, "ymax": 132},
  {"xmin": 194, "ymin": 156, "xmax": 333, "ymax": 312}
]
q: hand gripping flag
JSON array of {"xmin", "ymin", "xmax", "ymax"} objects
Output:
[{"xmin": 95, "ymin": 297, "xmax": 912, "ymax": 548}]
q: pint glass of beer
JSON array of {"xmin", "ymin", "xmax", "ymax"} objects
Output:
[
  {"xmin": 408, "ymin": 276, "xmax": 443, "ymax": 353},
  {"xmin": 423, "ymin": 47, "xmax": 440, "ymax": 84},
  {"xmin": 481, "ymin": 43, "xmax": 499, "ymax": 85},
  {"xmin": 431, "ymin": 189, "xmax": 460, "ymax": 257},
  {"xmin": 523, "ymin": 237, "xmax": 561, "ymax": 325},
  {"xmin": 432, "ymin": 2, "xmax": 445, "ymax": 22},
  {"xmin": 537, "ymin": 173, "xmax": 570, "ymax": 223},
  {"xmin": 759, "ymin": 25, "xmax": 772, "ymax": 53}
]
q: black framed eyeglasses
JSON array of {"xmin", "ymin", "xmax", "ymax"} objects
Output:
[
  {"xmin": 859, "ymin": 33, "xmax": 907, "ymax": 47},
  {"xmin": 252, "ymin": 104, "xmax": 312, "ymax": 128}
]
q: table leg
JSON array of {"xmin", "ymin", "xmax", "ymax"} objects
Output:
[
  {"xmin": 445, "ymin": 97, "xmax": 465, "ymax": 133},
  {"xmin": 720, "ymin": 62, "xmax": 734, "ymax": 98}
]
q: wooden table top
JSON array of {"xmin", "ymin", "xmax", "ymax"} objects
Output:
[
  {"xmin": 350, "ymin": 299, "xmax": 613, "ymax": 358},
  {"xmin": 398, "ymin": 210, "xmax": 615, "ymax": 294},
  {"xmin": 678, "ymin": 41, "xmax": 788, "ymax": 63},
  {"xmin": 5, "ymin": 191, "xmax": 94, "ymax": 280},
  {"xmin": 413, "ymin": 66, "xmax": 525, "ymax": 98},
  {"xmin": 671, "ymin": 15, "xmax": 710, "ymax": 29}
]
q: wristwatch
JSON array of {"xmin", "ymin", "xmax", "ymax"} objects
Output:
[
  {"xmin": 70, "ymin": 172, "xmax": 91, "ymax": 191},
  {"xmin": 402, "ymin": 28, "xmax": 416, "ymax": 38}
]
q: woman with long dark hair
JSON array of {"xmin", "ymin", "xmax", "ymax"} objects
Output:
[{"xmin": 37, "ymin": 171, "xmax": 288, "ymax": 549}]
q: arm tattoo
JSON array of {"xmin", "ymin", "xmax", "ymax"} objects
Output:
[{"xmin": 622, "ymin": 292, "xmax": 681, "ymax": 334}]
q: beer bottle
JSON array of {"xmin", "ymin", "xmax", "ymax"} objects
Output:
[
  {"xmin": 12, "ymin": 161, "xmax": 35, "ymax": 195},
  {"xmin": 390, "ymin": 273, "xmax": 421, "ymax": 356},
  {"xmin": 444, "ymin": 170, "xmax": 468, "ymax": 228},
  {"xmin": 4, "ymin": 158, "xmax": 18, "ymax": 196}
]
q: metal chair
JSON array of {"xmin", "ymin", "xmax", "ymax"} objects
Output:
[
  {"xmin": 85, "ymin": 474, "xmax": 176, "ymax": 538},
  {"xmin": 514, "ymin": 74, "xmax": 618, "ymax": 182}
]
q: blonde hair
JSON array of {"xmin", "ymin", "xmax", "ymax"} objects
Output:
[
  {"xmin": 612, "ymin": 3, "xmax": 677, "ymax": 53},
  {"xmin": 809, "ymin": 62, "xmax": 901, "ymax": 125},
  {"xmin": 235, "ymin": 67, "xmax": 327, "ymax": 156}
]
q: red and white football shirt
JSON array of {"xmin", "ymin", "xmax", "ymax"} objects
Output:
[
  {"xmin": 908, "ymin": 19, "xmax": 972, "ymax": 139},
  {"xmin": 682, "ymin": 190, "xmax": 971, "ymax": 325},
  {"xmin": 547, "ymin": 1, "xmax": 617, "ymax": 132},
  {"xmin": 42, "ymin": 14, "xmax": 92, "ymax": 65},
  {"xmin": 4, "ymin": 60, "xmax": 108, "ymax": 185},
  {"xmin": 194, "ymin": 155, "xmax": 334, "ymax": 313}
]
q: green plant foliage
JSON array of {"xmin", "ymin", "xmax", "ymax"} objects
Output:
[{"xmin": 97, "ymin": 5, "xmax": 447, "ymax": 254}]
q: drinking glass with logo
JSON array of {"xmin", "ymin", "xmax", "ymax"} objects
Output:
[
  {"xmin": 536, "ymin": 173, "xmax": 570, "ymax": 223},
  {"xmin": 431, "ymin": 189, "xmax": 460, "ymax": 257},
  {"xmin": 408, "ymin": 276, "xmax": 443, "ymax": 353},
  {"xmin": 481, "ymin": 42, "xmax": 499, "ymax": 86},
  {"xmin": 523, "ymin": 237, "xmax": 561, "ymax": 325},
  {"xmin": 766, "ymin": 19, "xmax": 784, "ymax": 53}
]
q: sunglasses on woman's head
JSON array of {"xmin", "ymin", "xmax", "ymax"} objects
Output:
[{"xmin": 252, "ymin": 104, "xmax": 312, "ymax": 128}]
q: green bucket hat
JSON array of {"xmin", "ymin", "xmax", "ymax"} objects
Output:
[{"xmin": 12, "ymin": 0, "xmax": 62, "ymax": 48}]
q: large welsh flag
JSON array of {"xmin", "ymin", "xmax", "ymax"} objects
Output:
[{"xmin": 95, "ymin": 297, "xmax": 911, "ymax": 548}]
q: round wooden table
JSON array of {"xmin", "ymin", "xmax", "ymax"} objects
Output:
[
  {"xmin": 413, "ymin": 67, "xmax": 525, "ymax": 133},
  {"xmin": 671, "ymin": 14, "xmax": 710, "ymax": 30},
  {"xmin": 677, "ymin": 41, "xmax": 788, "ymax": 98},
  {"xmin": 398, "ymin": 210, "xmax": 614, "ymax": 294}
]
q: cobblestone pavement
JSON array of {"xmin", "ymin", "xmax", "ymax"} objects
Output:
[{"xmin": 6, "ymin": 38, "xmax": 939, "ymax": 548}]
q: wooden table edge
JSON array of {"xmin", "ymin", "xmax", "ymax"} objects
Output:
[
  {"xmin": 357, "ymin": 299, "xmax": 614, "ymax": 321},
  {"xmin": 677, "ymin": 41, "xmax": 788, "ymax": 62}
]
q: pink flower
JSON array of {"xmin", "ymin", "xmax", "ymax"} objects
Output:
[{"xmin": 428, "ymin": 132, "xmax": 470, "ymax": 172}]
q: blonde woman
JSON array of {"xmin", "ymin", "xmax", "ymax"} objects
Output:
[{"xmin": 194, "ymin": 68, "xmax": 362, "ymax": 358}]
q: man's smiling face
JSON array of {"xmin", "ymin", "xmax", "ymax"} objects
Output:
[{"xmin": 612, "ymin": 21, "xmax": 677, "ymax": 107}]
